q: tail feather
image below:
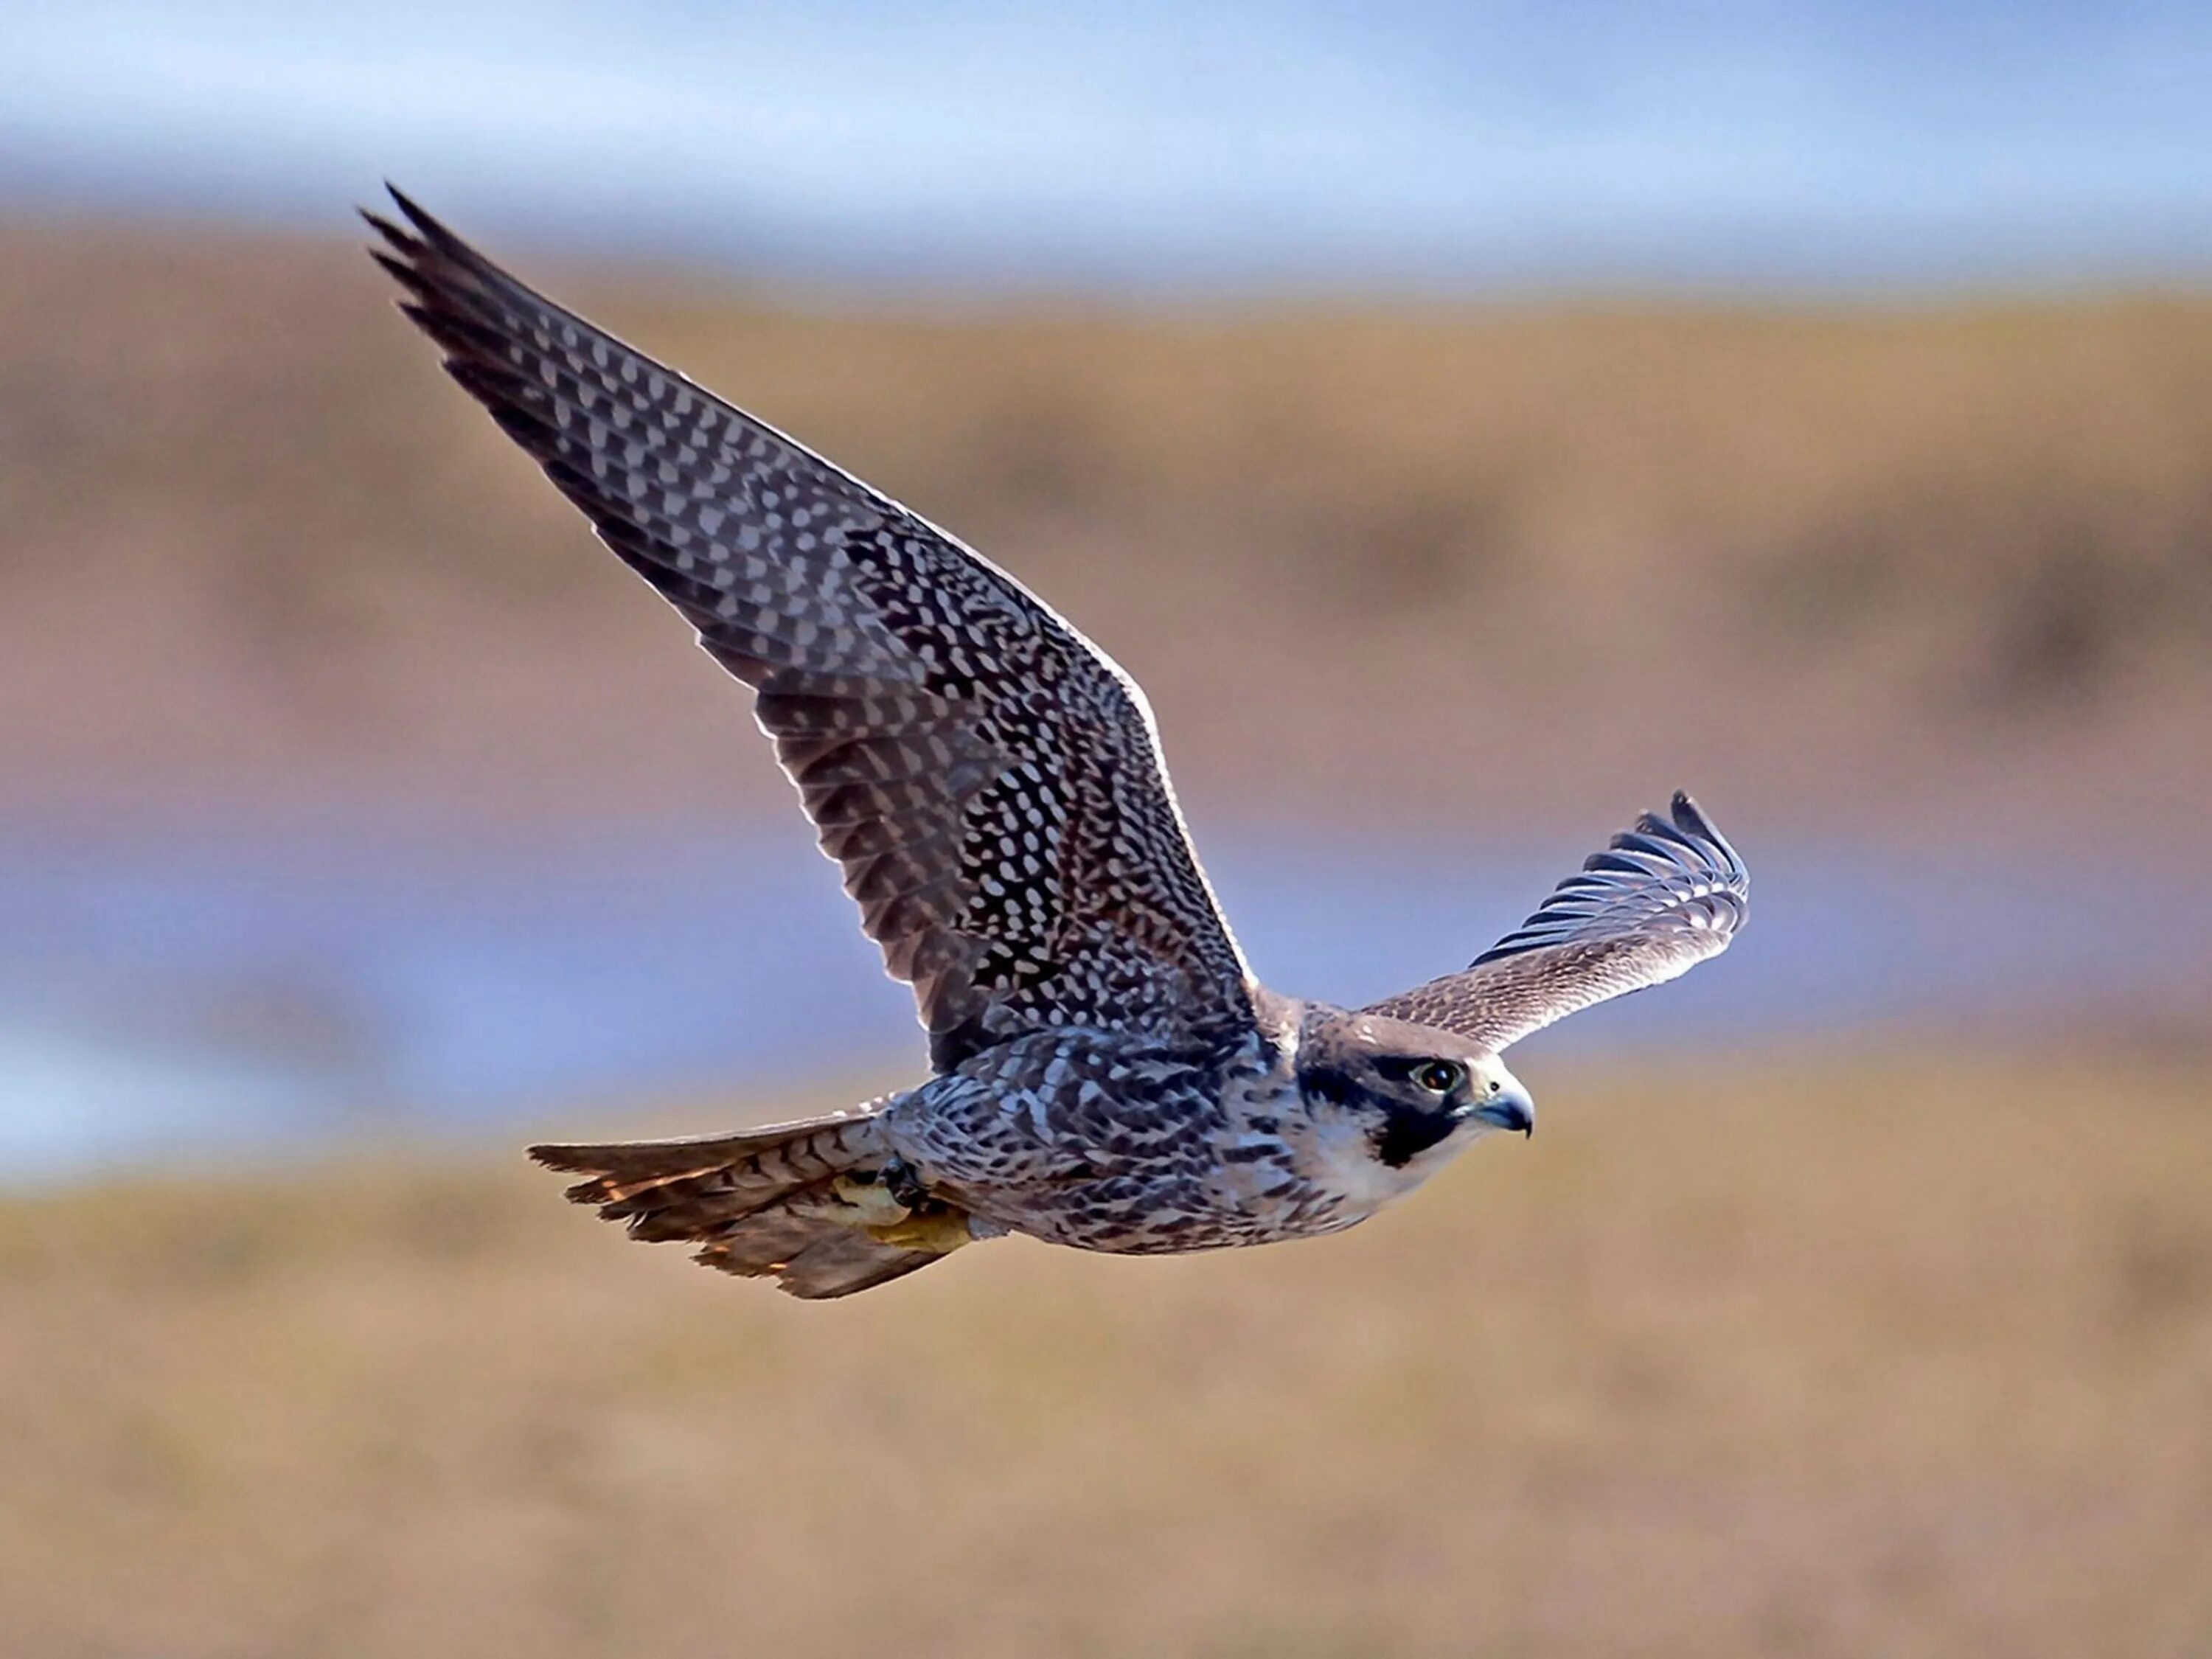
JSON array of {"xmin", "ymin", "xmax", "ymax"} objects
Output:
[
  {"xmin": 527, "ymin": 1107, "xmax": 970, "ymax": 1300},
  {"xmin": 531, "ymin": 1111, "xmax": 880, "ymax": 1198}
]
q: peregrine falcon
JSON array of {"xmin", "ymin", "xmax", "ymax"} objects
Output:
[{"xmin": 366, "ymin": 190, "xmax": 1749, "ymax": 1298}]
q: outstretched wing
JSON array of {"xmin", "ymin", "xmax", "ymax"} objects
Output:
[
  {"xmin": 1364, "ymin": 793, "xmax": 1747, "ymax": 1052},
  {"xmin": 366, "ymin": 189, "xmax": 1252, "ymax": 1071}
]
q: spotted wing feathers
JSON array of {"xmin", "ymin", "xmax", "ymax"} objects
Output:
[
  {"xmin": 366, "ymin": 189, "xmax": 1252, "ymax": 1071},
  {"xmin": 1365, "ymin": 792, "xmax": 1747, "ymax": 1051}
]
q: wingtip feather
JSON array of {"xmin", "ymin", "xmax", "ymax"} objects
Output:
[{"xmin": 1664, "ymin": 790, "xmax": 1747, "ymax": 883}]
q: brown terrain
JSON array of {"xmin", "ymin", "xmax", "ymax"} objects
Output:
[
  {"xmin": 5, "ymin": 217, "xmax": 2211, "ymax": 1658},
  {"xmin": 3, "ymin": 215, "xmax": 2209, "ymax": 850},
  {"xmin": 4, "ymin": 1050, "xmax": 2208, "ymax": 1658}
]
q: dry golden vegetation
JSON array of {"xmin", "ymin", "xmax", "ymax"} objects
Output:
[
  {"xmin": 3, "ymin": 217, "xmax": 2209, "ymax": 843},
  {"xmin": 8, "ymin": 215, "xmax": 2208, "ymax": 1658},
  {"xmin": 4, "ymin": 1049, "xmax": 2208, "ymax": 1658}
]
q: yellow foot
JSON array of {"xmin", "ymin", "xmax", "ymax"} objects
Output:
[
  {"xmin": 829, "ymin": 1167, "xmax": 973, "ymax": 1255},
  {"xmin": 830, "ymin": 1172, "xmax": 914, "ymax": 1228},
  {"xmin": 863, "ymin": 1206, "xmax": 975, "ymax": 1256}
]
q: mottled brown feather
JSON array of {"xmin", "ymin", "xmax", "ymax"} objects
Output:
[
  {"xmin": 528, "ymin": 1111, "xmax": 956, "ymax": 1298},
  {"xmin": 1366, "ymin": 793, "xmax": 1747, "ymax": 1051},
  {"xmin": 366, "ymin": 189, "xmax": 1251, "ymax": 1073}
]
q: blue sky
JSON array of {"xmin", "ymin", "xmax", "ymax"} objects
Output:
[{"xmin": 5, "ymin": 1, "xmax": 2211, "ymax": 291}]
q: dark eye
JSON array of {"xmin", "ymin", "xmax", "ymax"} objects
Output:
[{"xmin": 1412, "ymin": 1060, "xmax": 1464, "ymax": 1095}]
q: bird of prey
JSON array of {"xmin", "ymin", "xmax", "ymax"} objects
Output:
[{"xmin": 366, "ymin": 189, "xmax": 1748, "ymax": 1299}]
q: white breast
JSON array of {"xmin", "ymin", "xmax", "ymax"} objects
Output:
[{"xmin": 1293, "ymin": 1107, "xmax": 1432, "ymax": 1213}]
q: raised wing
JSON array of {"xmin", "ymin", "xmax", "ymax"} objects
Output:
[
  {"xmin": 1364, "ymin": 793, "xmax": 1747, "ymax": 1052},
  {"xmin": 366, "ymin": 189, "xmax": 1252, "ymax": 1071}
]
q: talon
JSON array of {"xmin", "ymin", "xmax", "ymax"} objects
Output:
[
  {"xmin": 881, "ymin": 1155, "xmax": 928, "ymax": 1211},
  {"xmin": 831, "ymin": 1172, "xmax": 912, "ymax": 1227}
]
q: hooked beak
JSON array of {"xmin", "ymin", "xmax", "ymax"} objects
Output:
[{"xmin": 1472, "ymin": 1085, "xmax": 1535, "ymax": 1138}]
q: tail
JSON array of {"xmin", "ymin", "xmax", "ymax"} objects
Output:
[{"xmin": 529, "ymin": 1107, "xmax": 975, "ymax": 1300}]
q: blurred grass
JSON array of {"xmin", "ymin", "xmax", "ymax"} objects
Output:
[
  {"xmin": 3, "ymin": 1048, "xmax": 2208, "ymax": 1658},
  {"xmin": 3, "ymin": 219, "xmax": 2210, "ymax": 838}
]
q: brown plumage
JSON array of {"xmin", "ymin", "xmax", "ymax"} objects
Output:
[
  {"xmin": 1365, "ymin": 793, "xmax": 1747, "ymax": 1050},
  {"xmin": 364, "ymin": 188, "xmax": 1249, "ymax": 1077},
  {"xmin": 532, "ymin": 1114, "xmax": 978, "ymax": 1299},
  {"xmin": 366, "ymin": 191, "xmax": 1748, "ymax": 1299}
]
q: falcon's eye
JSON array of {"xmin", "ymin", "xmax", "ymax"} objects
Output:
[{"xmin": 1411, "ymin": 1060, "xmax": 1464, "ymax": 1095}]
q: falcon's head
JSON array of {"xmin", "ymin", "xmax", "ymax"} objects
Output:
[{"xmin": 1295, "ymin": 1009, "xmax": 1534, "ymax": 1175}]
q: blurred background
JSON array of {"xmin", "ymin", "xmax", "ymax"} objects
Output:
[{"xmin": 3, "ymin": 3, "xmax": 2209, "ymax": 1655}]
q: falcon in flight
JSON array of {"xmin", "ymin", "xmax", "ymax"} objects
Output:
[{"xmin": 366, "ymin": 189, "xmax": 1748, "ymax": 1298}]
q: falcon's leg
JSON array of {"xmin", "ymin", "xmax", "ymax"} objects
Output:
[
  {"xmin": 881, "ymin": 1155, "xmax": 928, "ymax": 1210},
  {"xmin": 835, "ymin": 1156, "xmax": 978, "ymax": 1254}
]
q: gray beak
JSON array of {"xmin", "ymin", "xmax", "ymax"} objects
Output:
[{"xmin": 1472, "ymin": 1088, "xmax": 1535, "ymax": 1138}]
